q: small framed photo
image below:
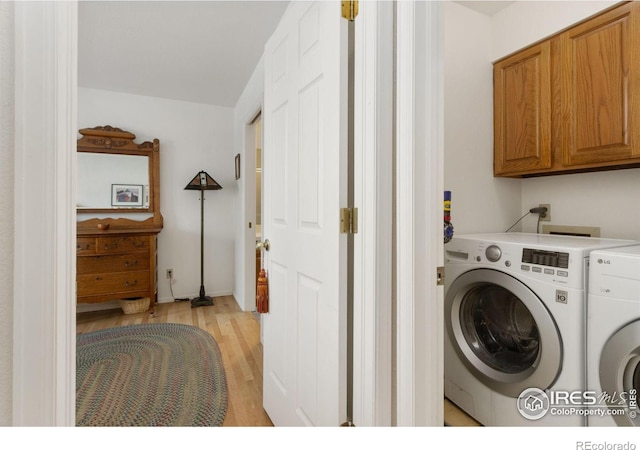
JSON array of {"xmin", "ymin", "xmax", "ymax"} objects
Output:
[
  {"xmin": 111, "ymin": 184, "xmax": 144, "ymax": 207},
  {"xmin": 235, "ymin": 153, "xmax": 241, "ymax": 180}
]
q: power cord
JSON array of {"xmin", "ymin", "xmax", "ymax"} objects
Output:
[
  {"xmin": 168, "ymin": 272, "xmax": 190, "ymax": 302},
  {"xmin": 505, "ymin": 212, "xmax": 530, "ymax": 232},
  {"xmin": 505, "ymin": 206, "xmax": 548, "ymax": 233}
]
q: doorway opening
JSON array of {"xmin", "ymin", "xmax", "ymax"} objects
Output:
[{"xmin": 252, "ymin": 113, "xmax": 263, "ymax": 313}]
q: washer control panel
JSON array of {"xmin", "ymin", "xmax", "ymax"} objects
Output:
[
  {"xmin": 459, "ymin": 241, "xmax": 576, "ymax": 284},
  {"xmin": 522, "ymin": 248, "xmax": 569, "ymax": 268},
  {"xmin": 442, "ymin": 234, "xmax": 632, "ymax": 291},
  {"xmin": 519, "ymin": 248, "xmax": 571, "ymax": 278},
  {"xmin": 485, "ymin": 245, "xmax": 502, "ymax": 262}
]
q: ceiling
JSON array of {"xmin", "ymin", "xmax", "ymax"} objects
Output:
[
  {"xmin": 79, "ymin": 1, "xmax": 514, "ymax": 108},
  {"xmin": 456, "ymin": 1, "xmax": 515, "ymax": 16},
  {"xmin": 78, "ymin": 1, "xmax": 290, "ymax": 107}
]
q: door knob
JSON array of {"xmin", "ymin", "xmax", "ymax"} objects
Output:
[{"xmin": 256, "ymin": 239, "xmax": 270, "ymax": 251}]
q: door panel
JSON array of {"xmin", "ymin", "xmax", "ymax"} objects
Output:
[
  {"xmin": 562, "ymin": 2, "xmax": 640, "ymax": 166},
  {"xmin": 262, "ymin": 1, "xmax": 347, "ymax": 426},
  {"xmin": 493, "ymin": 42, "xmax": 552, "ymax": 175}
]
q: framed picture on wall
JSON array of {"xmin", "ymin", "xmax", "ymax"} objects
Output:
[
  {"xmin": 111, "ymin": 184, "xmax": 144, "ymax": 207},
  {"xmin": 235, "ymin": 153, "xmax": 241, "ymax": 180}
]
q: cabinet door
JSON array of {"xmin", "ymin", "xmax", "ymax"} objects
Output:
[
  {"xmin": 561, "ymin": 2, "xmax": 640, "ymax": 166},
  {"xmin": 494, "ymin": 42, "xmax": 552, "ymax": 176}
]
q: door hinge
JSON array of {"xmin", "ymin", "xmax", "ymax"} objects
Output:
[
  {"xmin": 341, "ymin": 1, "xmax": 358, "ymax": 21},
  {"xmin": 340, "ymin": 207, "xmax": 358, "ymax": 234},
  {"xmin": 437, "ymin": 266, "xmax": 445, "ymax": 286}
]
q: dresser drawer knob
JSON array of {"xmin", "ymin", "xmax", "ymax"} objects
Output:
[
  {"xmin": 104, "ymin": 243, "xmax": 118, "ymax": 250},
  {"xmin": 124, "ymin": 260, "xmax": 138, "ymax": 267},
  {"xmin": 95, "ymin": 276, "xmax": 103, "ymax": 281},
  {"xmin": 125, "ymin": 280, "xmax": 138, "ymax": 287}
]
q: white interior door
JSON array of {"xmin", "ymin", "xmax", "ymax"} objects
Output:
[{"xmin": 262, "ymin": 1, "xmax": 348, "ymax": 426}]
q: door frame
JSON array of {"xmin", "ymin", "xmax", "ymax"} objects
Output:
[
  {"xmin": 395, "ymin": 1, "xmax": 444, "ymax": 426},
  {"xmin": 351, "ymin": 0, "xmax": 394, "ymax": 426},
  {"xmin": 13, "ymin": 0, "xmax": 77, "ymax": 425}
]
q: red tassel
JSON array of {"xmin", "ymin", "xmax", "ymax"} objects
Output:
[{"xmin": 256, "ymin": 269, "xmax": 269, "ymax": 314}]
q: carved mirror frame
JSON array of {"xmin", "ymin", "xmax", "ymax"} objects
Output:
[{"xmin": 77, "ymin": 125, "xmax": 163, "ymax": 231}]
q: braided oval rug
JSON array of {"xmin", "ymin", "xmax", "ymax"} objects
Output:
[{"xmin": 76, "ymin": 323, "xmax": 227, "ymax": 426}]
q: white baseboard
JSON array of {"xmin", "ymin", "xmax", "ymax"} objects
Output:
[
  {"xmin": 158, "ymin": 290, "xmax": 233, "ymax": 304},
  {"xmin": 76, "ymin": 291, "xmax": 235, "ymax": 314}
]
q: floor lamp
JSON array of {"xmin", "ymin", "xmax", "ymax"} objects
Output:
[{"xmin": 184, "ymin": 170, "xmax": 222, "ymax": 308}]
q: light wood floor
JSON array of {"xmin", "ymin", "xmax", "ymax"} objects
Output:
[
  {"xmin": 76, "ymin": 295, "xmax": 274, "ymax": 427},
  {"xmin": 77, "ymin": 296, "xmax": 480, "ymax": 427},
  {"xmin": 444, "ymin": 399, "xmax": 482, "ymax": 426}
]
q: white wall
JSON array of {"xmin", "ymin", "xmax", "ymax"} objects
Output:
[
  {"xmin": 491, "ymin": 1, "xmax": 640, "ymax": 240},
  {"xmin": 446, "ymin": 0, "xmax": 640, "ymax": 239},
  {"xmin": 0, "ymin": 0, "xmax": 14, "ymax": 426},
  {"xmin": 233, "ymin": 56, "xmax": 264, "ymax": 311},
  {"xmin": 444, "ymin": 2, "xmax": 521, "ymax": 235},
  {"xmin": 78, "ymin": 88, "xmax": 236, "ymax": 308},
  {"xmin": 490, "ymin": 1, "xmax": 618, "ymax": 61}
]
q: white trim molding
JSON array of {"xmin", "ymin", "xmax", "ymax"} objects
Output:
[
  {"xmin": 352, "ymin": 0, "xmax": 394, "ymax": 426},
  {"xmin": 13, "ymin": 0, "xmax": 77, "ymax": 426},
  {"xmin": 395, "ymin": 0, "xmax": 444, "ymax": 426}
]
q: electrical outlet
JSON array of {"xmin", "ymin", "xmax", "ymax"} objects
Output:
[
  {"xmin": 166, "ymin": 269, "xmax": 173, "ymax": 279},
  {"xmin": 539, "ymin": 204, "xmax": 551, "ymax": 222}
]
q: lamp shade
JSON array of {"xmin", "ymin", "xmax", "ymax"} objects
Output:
[{"xmin": 184, "ymin": 170, "xmax": 223, "ymax": 191}]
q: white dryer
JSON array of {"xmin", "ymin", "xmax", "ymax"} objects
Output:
[
  {"xmin": 444, "ymin": 233, "xmax": 637, "ymax": 426},
  {"xmin": 588, "ymin": 245, "xmax": 640, "ymax": 426}
]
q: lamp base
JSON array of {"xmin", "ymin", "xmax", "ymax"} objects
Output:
[{"xmin": 191, "ymin": 295, "xmax": 214, "ymax": 308}]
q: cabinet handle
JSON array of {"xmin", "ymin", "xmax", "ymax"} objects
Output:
[
  {"xmin": 95, "ymin": 276, "xmax": 103, "ymax": 281},
  {"xmin": 124, "ymin": 260, "xmax": 138, "ymax": 267},
  {"xmin": 104, "ymin": 243, "xmax": 118, "ymax": 250},
  {"xmin": 125, "ymin": 280, "xmax": 138, "ymax": 287},
  {"xmin": 77, "ymin": 244, "xmax": 90, "ymax": 250}
]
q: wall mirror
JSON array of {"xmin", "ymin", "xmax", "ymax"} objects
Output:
[
  {"xmin": 77, "ymin": 125, "xmax": 163, "ymax": 230},
  {"xmin": 78, "ymin": 153, "xmax": 149, "ymax": 209}
]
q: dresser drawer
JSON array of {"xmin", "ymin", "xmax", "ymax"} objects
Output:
[
  {"xmin": 96, "ymin": 235, "xmax": 149, "ymax": 254},
  {"xmin": 77, "ymin": 253, "xmax": 150, "ymax": 275},
  {"xmin": 77, "ymin": 270, "xmax": 150, "ymax": 296},
  {"xmin": 76, "ymin": 237, "xmax": 96, "ymax": 255}
]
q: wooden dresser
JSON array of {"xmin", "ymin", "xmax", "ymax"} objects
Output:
[
  {"xmin": 77, "ymin": 229, "xmax": 160, "ymax": 314},
  {"xmin": 76, "ymin": 125, "xmax": 163, "ymax": 315}
]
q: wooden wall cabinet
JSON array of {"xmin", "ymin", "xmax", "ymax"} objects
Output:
[
  {"xmin": 494, "ymin": 1, "xmax": 640, "ymax": 177},
  {"xmin": 494, "ymin": 42, "xmax": 552, "ymax": 175}
]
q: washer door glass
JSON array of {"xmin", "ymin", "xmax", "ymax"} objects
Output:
[
  {"xmin": 446, "ymin": 269, "xmax": 562, "ymax": 398},
  {"xmin": 599, "ymin": 320, "xmax": 640, "ymax": 426},
  {"xmin": 460, "ymin": 284, "xmax": 539, "ymax": 374}
]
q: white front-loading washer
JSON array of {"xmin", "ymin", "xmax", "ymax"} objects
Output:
[
  {"xmin": 444, "ymin": 233, "xmax": 638, "ymax": 426},
  {"xmin": 588, "ymin": 245, "xmax": 640, "ymax": 426}
]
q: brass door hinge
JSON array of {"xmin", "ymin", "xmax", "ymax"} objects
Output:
[
  {"xmin": 341, "ymin": 1, "xmax": 359, "ymax": 21},
  {"xmin": 437, "ymin": 266, "xmax": 445, "ymax": 286},
  {"xmin": 340, "ymin": 207, "xmax": 358, "ymax": 234}
]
